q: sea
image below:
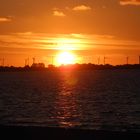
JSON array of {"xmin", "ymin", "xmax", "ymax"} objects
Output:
[{"xmin": 0, "ymin": 69, "xmax": 140, "ymax": 132}]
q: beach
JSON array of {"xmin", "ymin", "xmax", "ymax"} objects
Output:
[{"xmin": 1, "ymin": 125, "xmax": 140, "ymax": 140}]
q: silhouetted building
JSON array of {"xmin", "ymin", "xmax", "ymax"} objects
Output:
[{"xmin": 31, "ymin": 63, "xmax": 45, "ymax": 68}]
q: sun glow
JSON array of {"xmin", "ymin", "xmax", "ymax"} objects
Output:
[
  {"xmin": 52, "ymin": 37, "xmax": 84, "ymax": 50},
  {"xmin": 56, "ymin": 52, "xmax": 76, "ymax": 65}
]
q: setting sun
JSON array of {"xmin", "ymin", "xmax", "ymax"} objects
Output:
[{"xmin": 56, "ymin": 52, "xmax": 76, "ymax": 65}]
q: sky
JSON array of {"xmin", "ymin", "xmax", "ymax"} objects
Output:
[{"xmin": 0, "ymin": 0, "xmax": 140, "ymax": 66}]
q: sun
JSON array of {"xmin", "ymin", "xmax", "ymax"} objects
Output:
[{"xmin": 56, "ymin": 52, "xmax": 76, "ymax": 65}]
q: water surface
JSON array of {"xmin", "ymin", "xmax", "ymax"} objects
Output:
[{"xmin": 0, "ymin": 70, "xmax": 140, "ymax": 131}]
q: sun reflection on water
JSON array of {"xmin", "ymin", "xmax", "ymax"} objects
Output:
[{"xmin": 55, "ymin": 71, "xmax": 81, "ymax": 128}]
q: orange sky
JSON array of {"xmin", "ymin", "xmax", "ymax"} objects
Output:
[{"xmin": 0, "ymin": 0, "xmax": 140, "ymax": 66}]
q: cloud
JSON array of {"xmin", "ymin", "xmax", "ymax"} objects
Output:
[
  {"xmin": 14, "ymin": 32, "xmax": 33, "ymax": 36},
  {"xmin": 53, "ymin": 10, "xmax": 66, "ymax": 17},
  {"xmin": 73, "ymin": 5, "xmax": 91, "ymax": 11},
  {"xmin": 120, "ymin": 0, "xmax": 140, "ymax": 5},
  {"xmin": 0, "ymin": 17, "xmax": 11, "ymax": 22}
]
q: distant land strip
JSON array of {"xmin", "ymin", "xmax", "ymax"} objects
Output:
[{"xmin": 1, "ymin": 64, "xmax": 140, "ymax": 72}]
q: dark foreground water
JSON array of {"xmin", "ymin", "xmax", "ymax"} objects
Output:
[{"xmin": 0, "ymin": 70, "xmax": 140, "ymax": 132}]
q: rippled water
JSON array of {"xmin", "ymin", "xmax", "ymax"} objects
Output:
[{"xmin": 0, "ymin": 70, "xmax": 140, "ymax": 131}]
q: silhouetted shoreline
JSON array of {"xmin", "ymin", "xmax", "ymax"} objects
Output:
[
  {"xmin": 0, "ymin": 64, "xmax": 140, "ymax": 72},
  {"xmin": 0, "ymin": 125, "xmax": 140, "ymax": 140}
]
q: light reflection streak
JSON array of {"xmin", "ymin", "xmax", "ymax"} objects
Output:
[{"xmin": 55, "ymin": 72, "xmax": 81, "ymax": 128}]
